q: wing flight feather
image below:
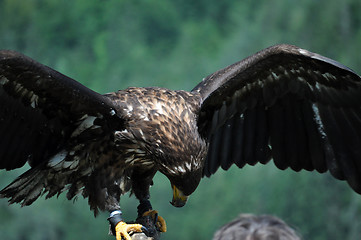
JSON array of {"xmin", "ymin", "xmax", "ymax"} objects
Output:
[
  {"xmin": 0, "ymin": 50, "xmax": 123, "ymax": 170},
  {"xmin": 194, "ymin": 44, "xmax": 361, "ymax": 194}
]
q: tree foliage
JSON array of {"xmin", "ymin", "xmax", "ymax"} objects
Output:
[{"xmin": 0, "ymin": 0, "xmax": 361, "ymax": 239}]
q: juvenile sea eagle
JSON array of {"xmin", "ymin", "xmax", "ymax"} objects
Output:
[{"xmin": 1, "ymin": 44, "xmax": 361, "ymax": 240}]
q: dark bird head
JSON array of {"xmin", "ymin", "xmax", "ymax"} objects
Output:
[
  {"xmin": 152, "ymin": 125, "xmax": 207, "ymax": 208},
  {"xmin": 156, "ymin": 146, "xmax": 206, "ymax": 208},
  {"xmin": 167, "ymin": 167, "xmax": 203, "ymax": 208}
]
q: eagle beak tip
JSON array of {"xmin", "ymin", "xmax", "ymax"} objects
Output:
[
  {"xmin": 171, "ymin": 184, "xmax": 189, "ymax": 208},
  {"xmin": 170, "ymin": 200, "xmax": 187, "ymax": 208}
]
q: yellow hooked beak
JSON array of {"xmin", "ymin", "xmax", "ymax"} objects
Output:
[{"xmin": 170, "ymin": 184, "xmax": 188, "ymax": 208}]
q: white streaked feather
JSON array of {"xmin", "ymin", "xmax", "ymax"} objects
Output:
[
  {"xmin": 48, "ymin": 150, "xmax": 68, "ymax": 168},
  {"xmin": 175, "ymin": 166, "xmax": 186, "ymax": 173},
  {"xmin": 81, "ymin": 167, "xmax": 92, "ymax": 176},
  {"xmin": 298, "ymin": 49, "xmax": 308, "ymax": 55},
  {"xmin": 125, "ymin": 105, "xmax": 133, "ymax": 117},
  {"xmin": 154, "ymin": 102, "xmax": 164, "ymax": 115},
  {"xmin": 141, "ymin": 115, "xmax": 150, "ymax": 121},
  {"xmin": 185, "ymin": 161, "xmax": 192, "ymax": 170},
  {"xmin": 61, "ymin": 159, "xmax": 79, "ymax": 169},
  {"xmin": 26, "ymin": 183, "xmax": 43, "ymax": 203},
  {"xmin": 0, "ymin": 76, "xmax": 9, "ymax": 85},
  {"xmin": 271, "ymin": 72, "xmax": 279, "ymax": 80},
  {"xmin": 68, "ymin": 160, "xmax": 79, "ymax": 170},
  {"xmin": 71, "ymin": 116, "xmax": 97, "ymax": 137}
]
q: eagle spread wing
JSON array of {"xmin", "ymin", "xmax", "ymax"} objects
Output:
[
  {"xmin": 194, "ymin": 44, "xmax": 361, "ymax": 194},
  {"xmin": 0, "ymin": 50, "xmax": 127, "ymax": 208},
  {"xmin": 1, "ymin": 44, "xmax": 361, "ymax": 240},
  {"xmin": 0, "ymin": 50, "xmax": 123, "ymax": 170}
]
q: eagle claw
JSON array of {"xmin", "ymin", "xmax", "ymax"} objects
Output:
[
  {"xmin": 115, "ymin": 221, "xmax": 143, "ymax": 240},
  {"xmin": 142, "ymin": 210, "xmax": 167, "ymax": 232},
  {"xmin": 141, "ymin": 226, "xmax": 149, "ymax": 235}
]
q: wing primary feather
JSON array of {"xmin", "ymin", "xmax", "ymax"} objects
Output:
[
  {"xmin": 350, "ymin": 108, "xmax": 361, "ymax": 134},
  {"xmin": 218, "ymin": 101, "xmax": 227, "ymax": 126},
  {"xmin": 330, "ymin": 107, "xmax": 361, "ymax": 191},
  {"xmin": 32, "ymin": 132, "xmax": 53, "ymax": 166},
  {"xmin": 292, "ymin": 99, "xmax": 313, "ymax": 170},
  {"xmin": 319, "ymin": 104, "xmax": 361, "ymax": 192},
  {"xmin": 210, "ymin": 109, "xmax": 219, "ymax": 137},
  {"xmin": 1, "ymin": 115, "xmax": 22, "ymax": 169},
  {"xmin": 301, "ymin": 101, "xmax": 327, "ymax": 173},
  {"xmin": 253, "ymin": 106, "xmax": 271, "ymax": 165},
  {"xmin": 268, "ymin": 102, "xmax": 288, "ymax": 170},
  {"xmin": 7, "ymin": 133, "xmax": 27, "ymax": 170},
  {"xmin": 232, "ymin": 113, "xmax": 246, "ymax": 168},
  {"xmin": 243, "ymin": 108, "xmax": 257, "ymax": 165},
  {"xmin": 263, "ymin": 75, "xmax": 277, "ymax": 106},
  {"xmin": 0, "ymin": 121, "xmax": 9, "ymax": 168},
  {"xmin": 207, "ymin": 129, "xmax": 222, "ymax": 175},
  {"xmin": 203, "ymin": 156, "xmax": 211, "ymax": 177},
  {"xmin": 283, "ymin": 94, "xmax": 300, "ymax": 171},
  {"xmin": 338, "ymin": 108, "xmax": 361, "ymax": 175},
  {"xmin": 349, "ymin": 108, "xmax": 361, "ymax": 191},
  {"xmin": 312, "ymin": 103, "xmax": 346, "ymax": 179},
  {"xmin": 203, "ymin": 109, "xmax": 222, "ymax": 176},
  {"xmin": 219, "ymin": 118, "xmax": 234, "ymax": 171}
]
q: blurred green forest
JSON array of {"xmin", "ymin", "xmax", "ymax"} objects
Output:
[{"xmin": 1, "ymin": 0, "xmax": 361, "ymax": 239}]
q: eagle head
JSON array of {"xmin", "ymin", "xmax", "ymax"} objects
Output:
[
  {"xmin": 167, "ymin": 167, "xmax": 203, "ymax": 208},
  {"xmin": 157, "ymin": 148, "xmax": 205, "ymax": 208}
]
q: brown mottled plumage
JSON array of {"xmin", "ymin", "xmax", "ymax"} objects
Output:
[{"xmin": 1, "ymin": 44, "xmax": 361, "ymax": 239}]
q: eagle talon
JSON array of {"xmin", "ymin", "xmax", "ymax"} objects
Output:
[
  {"xmin": 141, "ymin": 226, "xmax": 149, "ymax": 235},
  {"xmin": 142, "ymin": 210, "xmax": 167, "ymax": 232},
  {"xmin": 115, "ymin": 221, "xmax": 143, "ymax": 240},
  {"xmin": 153, "ymin": 212, "xmax": 158, "ymax": 225}
]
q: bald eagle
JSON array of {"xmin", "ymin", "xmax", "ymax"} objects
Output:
[{"xmin": 1, "ymin": 44, "xmax": 361, "ymax": 240}]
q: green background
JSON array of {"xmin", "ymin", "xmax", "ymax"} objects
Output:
[{"xmin": 0, "ymin": 0, "xmax": 360, "ymax": 239}]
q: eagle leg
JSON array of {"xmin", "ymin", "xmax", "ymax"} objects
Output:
[
  {"xmin": 131, "ymin": 169, "xmax": 166, "ymax": 234},
  {"xmin": 137, "ymin": 200, "xmax": 167, "ymax": 233},
  {"xmin": 108, "ymin": 210, "xmax": 146, "ymax": 240},
  {"xmin": 142, "ymin": 210, "xmax": 167, "ymax": 233}
]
